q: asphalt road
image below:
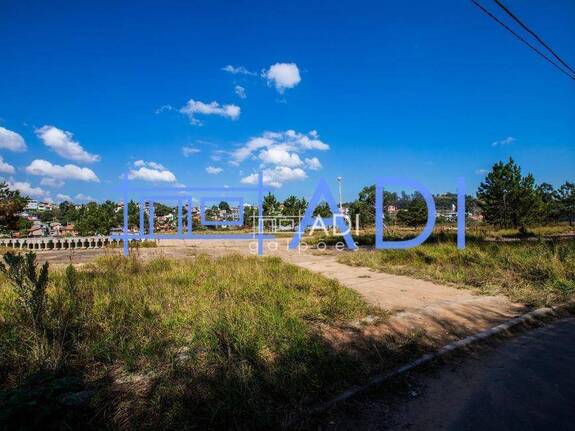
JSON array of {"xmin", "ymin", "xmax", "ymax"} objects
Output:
[{"xmin": 325, "ymin": 317, "xmax": 575, "ymax": 431}]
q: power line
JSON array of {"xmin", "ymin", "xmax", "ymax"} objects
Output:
[
  {"xmin": 471, "ymin": 0, "xmax": 575, "ymax": 80},
  {"xmin": 492, "ymin": 0, "xmax": 575, "ymax": 76}
]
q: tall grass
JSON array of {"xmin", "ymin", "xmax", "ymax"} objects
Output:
[
  {"xmin": 1, "ymin": 253, "xmax": 379, "ymax": 429},
  {"xmin": 338, "ymin": 239, "xmax": 575, "ymax": 306}
]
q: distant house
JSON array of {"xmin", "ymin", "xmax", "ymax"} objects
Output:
[
  {"xmin": 49, "ymin": 222, "xmax": 63, "ymax": 237},
  {"xmin": 28, "ymin": 226, "xmax": 45, "ymax": 237},
  {"xmin": 156, "ymin": 214, "xmax": 176, "ymax": 232},
  {"xmin": 25, "ymin": 200, "xmax": 39, "ymax": 211},
  {"xmin": 385, "ymin": 205, "xmax": 398, "ymax": 214},
  {"xmin": 60, "ymin": 224, "xmax": 77, "ymax": 237}
]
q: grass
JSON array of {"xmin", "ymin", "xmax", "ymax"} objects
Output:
[
  {"xmin": 338, "ymin": 236, "xmax": 575, "ymax": 307},
  {"xmin": 303, "ymin": 223, "xmax": 575, "ymax": 248},
  {"xmin": 0, "ymin": 253, "xmax": 407, "ymax": 430}
]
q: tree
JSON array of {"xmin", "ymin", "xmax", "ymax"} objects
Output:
[
  {"xmin": 348, "ymin": 185, "xmax": 396, "ymax": 227},
  {"xmin": 243, "ymin": 205, "xmax": 258, "ymax": 229},
  {"xmin": 38, "ymin": 210, "xmax": 55, "ymax": 223},
  {"xmin": 537, "ymin": 183, "xmax": 559, "ymax": 223},
  {"xmin": 56, "ymin": 201, "xmax": 78, "ymax": 225},
  {"xmin": 263, "ymin": 192, "xmax": 280, "ymax": 216},
  {"xmin": 313, "ymin": 201, "xmax": 332, "ymax": 218},
  {"xmin": 155, "ymin": 203, "xmax": 174, "ymax": 217},
  {"xmin": 556, "ymin": 182, "xmax": 575, "ymax": 225},
  {"xmin": 75, "ymin": 201, "xmax": 120, "ymax": 235},
  {"xmin": 434, "ymin": 193, "xmax": 457, "ymax": 212},
  {"xmin": 477, "ymin": 158, "xmax": 543, "ymax": 230},
  {"xmin": 0, "ymin": 182, "xmax": 29, "ymax": 234},
  {"xmin": 396, "ymin": 193, "xmax": 428, "ymax": 227},
  {"xmin": 281, "ymin": 195, "xmax": 307, "ymax": 217},
  {"xmin": 218, "ymin": 201, "xmax": 231, "ymax": 212}
]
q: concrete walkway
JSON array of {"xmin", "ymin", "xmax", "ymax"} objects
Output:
[{"xmin": 280, "ymin": 250, "xmax": 526, "ymax": 341}]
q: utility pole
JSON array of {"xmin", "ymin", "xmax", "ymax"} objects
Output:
[{"xmin": 336, "ymin": 176, "xmax": 343, "ymax": 214}]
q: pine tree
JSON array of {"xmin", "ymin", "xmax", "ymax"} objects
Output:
[
  {"xmin": 477, "ymin": 158, "xmax": 543, "ymax": 230},
  {"xmin": 556, "ymin": 182, "xmax": 575, "ymax": 225}
]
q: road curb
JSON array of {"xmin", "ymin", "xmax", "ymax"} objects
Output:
[{"xmin": 290, "ymin": 300, "xmax": 575, "ymax": 428}]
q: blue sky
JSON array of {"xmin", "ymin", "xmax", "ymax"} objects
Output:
[{"xmin": 0, "ymin": 0, "xmax": 574, "ymax": 204}]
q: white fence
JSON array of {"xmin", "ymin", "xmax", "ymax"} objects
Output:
[{"xmin": 0, "ymin": 236, "xmax": 134, "ymax": 251}]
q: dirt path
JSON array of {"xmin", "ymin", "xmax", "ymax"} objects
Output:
[{"xmin": 30, "ymin": 238, "xmax": 527, "ymax": 343}]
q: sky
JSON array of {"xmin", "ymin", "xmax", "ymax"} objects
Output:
[{"xmin": 0, "ymin": 0, "xmax": 574, "ymax": 205}]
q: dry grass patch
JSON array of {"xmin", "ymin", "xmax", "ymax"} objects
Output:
[{"xmin": 1, "ymin": 253, "xmax": 402, "ymax": 430}]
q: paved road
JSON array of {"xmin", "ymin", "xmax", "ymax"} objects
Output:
[{"xmin": 327, "ymin": 317, "xmax": 575, "ymax": 430}]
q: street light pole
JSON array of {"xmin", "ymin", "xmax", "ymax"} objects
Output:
[{"xmin": 336, "ymin": 176, "xmax": 343, "ymax": 214}]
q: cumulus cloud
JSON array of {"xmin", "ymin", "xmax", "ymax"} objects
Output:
[
  {"xmin": 134, "ymin": 160, "xmax": 165, "ymax": 170},
  {"xmin": 7, "ymin": 180, "xmax": 47, "ymax": 198},
  {"xmin": 180, "ymin": 99, "xmax": 240, "ymax": 125},
  {"xmin": 263, "ymin": 63, "xmax": 301, "ymax": 93},
  {"xmin": 222, "ymin": 65, "xmax": 256, "ymax": 76},
  {"xmin": 40, "ymin": 177, "xmax": 65, "ymax": 188},
  {"xmin": 258, "ymin": 148, "xmax": 303, "ymax": 167},
  {"xmin": 0, "ymin": 126, "xmax": 27, "ymax": 152},
  {"xmin": 231, "ymin": 130, "xmax": 329, "ymax": 164},
  {"xmin": 231, "ymin": 130, "xmax": 328, "ymax": 187},
  {"xmin": 128, "ymin": 160, "xmax": 176, "ymax": 182},
  {"xmin": 35, "ymin": 125, "xmax": 100, "ymax": 163},
  {"xmin": 206, "ymin": 166, "xmax": 223, "ymax": 175},
  {"xmin": 182, "ymin": 146, "xmax": 201, "ymax": 157},
  {"xmin": 234, "ymin": 85, "xmax": 247, "ymax": 99},
  {"xmin": 241, "ymin": 166, "xmax": 307, "ymax": 188},
  {"xmin": 25, "ymin": 159, "xmax": 100, "ymax": 182},
  {"xmin": 491, "ymin": 136, "xmax": 516, "ymax": 147},
  {"xmin": 0, "ymin": 156, "xmax": 15, "ymax": 174},
  {"xmin": 305, "ymin": 157, "xmax": 322, "ymax": 170}
]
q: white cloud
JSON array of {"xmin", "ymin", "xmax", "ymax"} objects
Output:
[
  {"xmin": 56, "ymin": 193, "xmax": 73, "ymax": 202},
  {"xmin": 475, "ymin": 169, "xmax": 489, "ymax": 175},
  {"xmin": 231, "ymin": 130, "xmax": 327, "ymax": 186},
  {"xmin": 0, "ymin": 156, "xmax": 15, "ymax": 174},
  {"xmin": 305, "ymin": 157, "xmax": 322, "ymax": 170},
  {"xmin": 40, "ymin": 177, "xmax": 65, "ymax": 187},
  {"xmin": 222, "ymin": 65, "xmax": 256, "ymax": 76},
  {"xmin": 259, "ymin": 148, "xmax": 303, "ymax": 167},
  {"xmin": 0, "ymin": 126, "xmax": 27, "ymax": 152},
  {"xmin": 182, "ymin": 146, "xmax": 201, "ymax": 157},
  {"xmin": 155, "ymin": 104, "xmax": 174, "ymax": 114},
  {"xmin": 206, "ymin": 166, "xmax": 223, "ymax": 175},
  {"xmin": 134, "ymin": 159, "xmax": 165, "ymax": 170},
  {"xmin": 8, "ymin": 181, "xmax": 47, "ymax": 198},
  {"xmin": 180, "ymin": 99, "xmax": 240, "ymax": 125},
  {"xmin": 241, "ymin": 166, "xmax": 307, "ymax": 188},
  {"xmin": 128, "ymin": 160, "xmax": 176, "ymax": 182},
  {"xmin": 231, "ymin": 130, "xmax": 329, "ymax": 164},
  {"xmin": 35, "ymin": 125, "xmax": 100, "ymax": 163},
  {"xmin": 491, "ymin": 136, "xmax": 516, "ymax": 147},
  {"xmin": 25, "ymin": 159, "xmax": 100, "ymax": 182},
  {"xmin": 235, "ymin": 85, "xmax": 247, "ymax": 99},
  {"xmin": 75, "ymin": 193, "xmax": 95, "ymax": 202},
  {"xmin": 263, "ymin": 63, "xmax": 301, "ymax": 93}
]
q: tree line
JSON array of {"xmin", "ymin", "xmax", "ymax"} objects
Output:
[{"xmin": 1, "ymin": 158, "xmax": 573, "ymax": 236}]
